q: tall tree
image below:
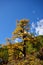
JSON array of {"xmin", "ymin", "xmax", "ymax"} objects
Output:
[{"xmin": 12, "ymin": 19, "xmax": 30, "ymax": 59}]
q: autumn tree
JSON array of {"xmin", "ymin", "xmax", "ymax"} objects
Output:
[{"xmin": 12, "ymin": 19, "xmax": 30, "ymax": 59}]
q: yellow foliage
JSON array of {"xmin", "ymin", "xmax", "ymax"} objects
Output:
[
  {"xmin": 24, "ymin": 38, "xmax": 30, "ymax": 41},
  {"xmin": 20, "ymin": 19, "xmax": 29, "ymax": 23},
  {"xmin": 12, "ymin": 26, "xmax": 23, "ymax": 34}
]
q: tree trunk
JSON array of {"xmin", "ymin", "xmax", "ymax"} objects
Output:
[{"xmin": 23, "ymin": 40, "xmax": 26, "ymax": 59}]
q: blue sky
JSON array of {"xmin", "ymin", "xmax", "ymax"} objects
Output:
[{"xmin": 0, "ymin": 0, "xmax": 43, "ymax": 44}]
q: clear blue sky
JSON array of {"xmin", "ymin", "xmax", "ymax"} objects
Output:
[{"xmin": 0, "ymin": 0, "xmax": 43, "ymax": 44}]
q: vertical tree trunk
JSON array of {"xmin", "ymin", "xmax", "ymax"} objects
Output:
[
  {"xmin": 23, "ymin": 34, "xmax": 26, "ymax": 59},
  {"xmin": 23, "ymin": 42, "xmax": 26, "ymax": 59}
]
